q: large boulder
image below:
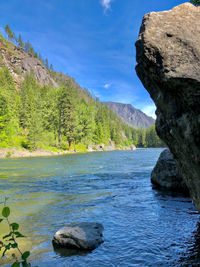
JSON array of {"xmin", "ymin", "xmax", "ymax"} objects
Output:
[
  {"xmin": 151, "ymin": 149, "xmax": 189, "ymax": 193},
  {"xmin": 52, "ymin": 222, "xmax": 104, "ymax": 251},
  {"xmin": 135, "ymin": 3, "xmax": 200, "ymax": 210}
]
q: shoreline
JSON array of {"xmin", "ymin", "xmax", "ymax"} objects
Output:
[
  {"xmin": 0, "ymin": 145, "xmax": 137, "ymax": 159},
  {"xmin": 0, "ymin": 148, "xmax": 73, "ymax": 159}
]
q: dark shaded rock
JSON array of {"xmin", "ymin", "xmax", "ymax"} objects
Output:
[
  {"xmin": 135, "ymin": 3, "xmax": 200, "ymax": 210},
  {"xmin": 52, "ymin": 222, "xmax": 104, "ymax": 251},
  {"xmin": 151, "ymin": 149, "xmax": 189, "ymax": 194}
]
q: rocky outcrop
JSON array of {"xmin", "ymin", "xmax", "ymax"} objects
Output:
[
  {"xmin": 104, "ymin": 102, "xmax": 155, "ymax": 128},
  {"xmin": 52, "ymin": 222, "xmax": 104, "ymax": 251},
  {"xmin": 135, "ymin": 3, "xmax": 200, "ymax": 210},
  {"xmin": 151, "ymin": 149, "xmax": 189, "ymax": 193},
  {"xmin": 87, "ymin": 142, "xmax": 136, "ymax": 152},
  {"xmin": 0, "ymin": 36, "xmax": 57, "ymax": 88}
]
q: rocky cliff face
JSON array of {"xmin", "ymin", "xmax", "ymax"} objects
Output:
[
  {"xmin": 135, "ymin": 3, "xmax": 200, "ymax": 210},
  {"xmin": 0, "ymin": 36, "xmax": 57, "ymax": 88},
  {"xmin": 104, "ymin": 102, "xmax": 155, "ymax": 128}
]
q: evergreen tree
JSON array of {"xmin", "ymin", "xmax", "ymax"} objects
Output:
[
  {"xmin": 138, "ymin": 129, "xmax": 146, "ymax": 147},
  {"xmin": 38, "ymin": 53, "xmax": 42, "ymax": 62},
  {"xmin": 76, "ymin": 100, "xmax": 95, "ymax": 144},
  {"xmin": 50, "ymin": 64, "xmax": 53, "ymax": 72},
  {"xmin": 94, "ymin": 122, "xmax": 104, "ymax": 144},
  {"xmin": 40, "ymin": 86, "xmax": 58, "ymax": 141},
  {"xmin": 18, "ymin": 34, "xmax": 24, "ymax": 48},
  {"xmin": 57, "ymin": 84, "xmax": 78, "ymax": 150},
  {"xmin": 24, "ymin": 41, "xmax": 32, "ymax": 54},
  {"xmin": 0, "ymin": 95, "xmax": 10, "ymax": 143},
  {"xmin": 20, "ymin": 74, "xmax": 42, "ymax": 149},
  {"xmin": 45, "ymin": 58, "xmax": 49, "ymax": 70},
  {"xmin": 4, "ymin": 25, "xmax": 13, "ymax": 41},
  {"xmin": 110, "ymin": 125, "xmax": 121, "ymax": 144},
  {"xmin": 13, "ymin": 32, "xmax": 18, "ymax": 45},
  {"xmin": 34, "ymin": 52, "xmax": 38, "ymax": 58}
]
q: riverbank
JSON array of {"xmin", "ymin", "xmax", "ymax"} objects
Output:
[
  {"xmin": 0, "ymin": 144, "xmax": 136, "ymax": 159},
  {"xmin": 0, "ymin": 148, "xmax": 73, "ymax": 159}
]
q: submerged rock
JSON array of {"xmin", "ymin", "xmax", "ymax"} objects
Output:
[
  {"xmin": 151, "ymin": 149, "xmax": 189, "ymax": 194},
  {"xmin": 52, "ymin": 222, "xmax": 104, "ymax": 250},
  {"xmin": 135, "ymin": 3, "xmax": 200, "ymax": 210}
]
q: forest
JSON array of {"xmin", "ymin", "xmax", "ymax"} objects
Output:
[{"xmin": 0, "ymin": 25, "xmax": 165, "ymax": 152}]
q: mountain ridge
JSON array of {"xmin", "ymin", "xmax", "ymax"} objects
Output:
[{"xmin": 104, "ymin": 101, "xmax": 155, "ymax": 129}]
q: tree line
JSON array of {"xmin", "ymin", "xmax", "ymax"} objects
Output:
[
  {"xmin": 4, "ymin": 24, "xmax": 53, "ymax": 71},
  {"xmin": 0, "ymin": 66, "xmax": 164, "ymax": 151}
]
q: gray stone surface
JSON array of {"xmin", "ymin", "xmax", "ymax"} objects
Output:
[
  {"xmin": 0, "ymin": 45, "xmax": 57, "ymax": 87},
  {"xmin": 135, "ymin": 3, "xmax": 200, "ymax": 210},
  {"xmin": 52, "ymin": 222, "xmax": 104, "ymax": 250},
  {"xmin": 151, "ymin": 149, "xmax": 188, "ymax": 193},
  {"xmin": 104, "ymin": 101, "xmax": 155, "ymax": 128}
]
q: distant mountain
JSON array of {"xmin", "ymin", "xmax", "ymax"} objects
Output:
[{"xmin": 104, "ymin": 102, "xmax": 155, "ymax": 129}]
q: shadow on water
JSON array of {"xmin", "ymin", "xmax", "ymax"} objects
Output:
[
  {"xmin": 151, "ymin": 184, "xmax": 190, "ymax": 198},
  {"xmin": 53, "ymin": 245, "xmax": 91, "ymax": 258},
  {"xmin": 178, "ymin": 220, "xmax": 200, "ymax": 266}
]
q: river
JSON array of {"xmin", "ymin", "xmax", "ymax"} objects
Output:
[{"xmin": 0, "ymin": 149, "xmax": 200, "ymax": 266}]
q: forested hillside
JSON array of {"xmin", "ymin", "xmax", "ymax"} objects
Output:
[{"xmin": 0, "ymin": 26, "xmax": 165, "ymax": 152}]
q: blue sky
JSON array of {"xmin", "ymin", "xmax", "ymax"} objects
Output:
[{"xmin": 0, "ymin": 0, "xmax": 186, "ymax": 118}]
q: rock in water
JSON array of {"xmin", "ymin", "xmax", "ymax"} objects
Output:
[
  {"xmin": 135, "ymin": 3, "xmax": 200, "ymax": 210},
  {"xmin": 151, "ymin": 149, "xmax": 189, "ymax": 193},
  {"xmin": 52, "ymin": 222, "xmax": 104, "ymax": 250}
]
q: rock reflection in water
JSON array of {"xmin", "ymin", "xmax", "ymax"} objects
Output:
[{"xmin": 53, "ymin": 245, "xmax": 90, "ymax": 258}]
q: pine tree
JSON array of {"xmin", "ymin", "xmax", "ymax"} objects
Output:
[
  {"xmin": 38, "ymin": 53, "xmax": 42, "ymax": 62},
  {"xmin": 24, "ymin": 41, "xmax": 32, "ymax": 53},
  {"xmin": 57, "ymin": 84, "xmax": 78, "ymax": 150},
  {"xmin": 13, "ymin": 33, "xmax": 18, "ymax": 45},
  {"xmin": 20, "ymin": 74, "xmax": 42, "ymax": 149},
  {"xmin": 45, "ymin": 58, "xmax": 49, "ymax": 70},
  {"xmin": 50, "ymin": 64, "xmax": 53, "ymax": 72},
  {"xmin": 0, "ymin": 95, "xmax": 10, "ymax": 143},
  {"xmin": 18, "ymin": 34, "xmax": 24, "ymax": 48},
  {"xmin": 4, "ymin": 25, "xmax": 13, "ymax": 41}
]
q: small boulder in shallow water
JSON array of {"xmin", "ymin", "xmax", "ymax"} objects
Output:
[
  {"xmin": 52, "ymin": 222, "xmax": 104, "ymax": 250},
  {"xmin": 151, "ymin": 149, "xmax": 189, "ymax": 194}
]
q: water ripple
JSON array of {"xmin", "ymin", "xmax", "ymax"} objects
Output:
[{"xmin": 0, "ymin": 149, "xmax": 199, "ymax": 266}]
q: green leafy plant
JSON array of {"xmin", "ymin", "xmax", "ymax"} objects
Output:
[
  {"xmin": 190, "ymin": 0, "xmax": 200, "ymax": 6},
  {"xmin": 0, "ymin": 198, "xmax": 35, "ymax": 267}
]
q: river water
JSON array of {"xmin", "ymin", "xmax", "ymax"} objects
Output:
[{"xmin": 0, "ymin": 148, "xmax": 200, "ymax": 266}]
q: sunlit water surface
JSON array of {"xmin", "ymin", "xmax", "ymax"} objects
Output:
[{"xmin": 0, "ymin": 149, "xmax": 200, "ymax": 266}]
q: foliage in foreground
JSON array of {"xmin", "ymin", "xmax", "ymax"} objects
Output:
[
  {"xmin": 0, "ymin": 199, "xmax": 35, "ymax": 267},
  {"xmin": 190, "ymin": 0, "xmax": 200, "ymax": 6}
]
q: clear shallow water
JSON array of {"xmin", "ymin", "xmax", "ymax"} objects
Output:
[{"xmin": 0, "ymin": 148, "xmax": 200, "ymax": 266}]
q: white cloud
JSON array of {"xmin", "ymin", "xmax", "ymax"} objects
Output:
[
  {"xmin": 141, "ymin": 104, "xmax": 157, "ymax": 119},
  {"xmin": 104, "ymin": 83, "xmax": 111, "ymax": 89},
  {"xmin": 100, "ymin": 0, "xmax": 113, "ymax": 12}
]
